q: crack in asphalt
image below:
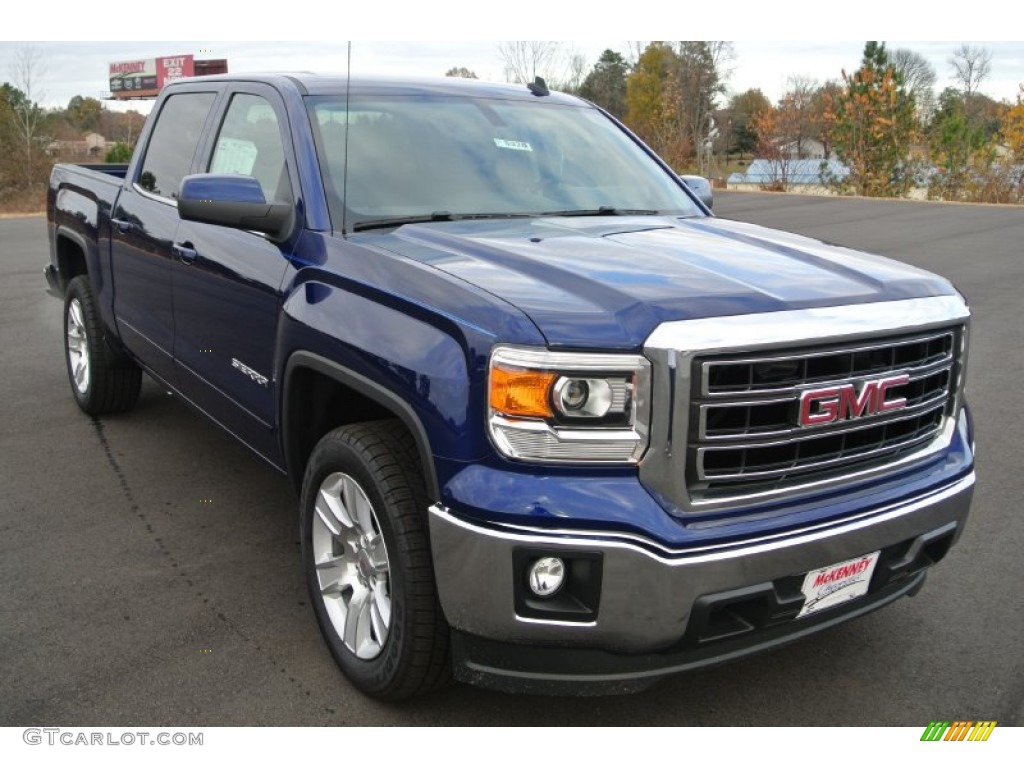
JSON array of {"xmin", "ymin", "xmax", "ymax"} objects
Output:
[{"xmin": 88, "ymin": 415, "xmax": 335, "ymax": 715}]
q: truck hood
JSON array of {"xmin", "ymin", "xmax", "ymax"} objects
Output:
[{"xmin": 360, "ymin": 215, "xmax": 956, "ymax": 349}]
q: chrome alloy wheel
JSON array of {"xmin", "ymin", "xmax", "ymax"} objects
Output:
[
  {"xmin": 312, "ymin": 472, "xmax": 392, "ymax": 660},
  {"xmin": 66, "ymin": 298, "xmax": 90, "ymax": 395}
]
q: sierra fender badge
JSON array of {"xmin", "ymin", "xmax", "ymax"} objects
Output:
[{"xmin": 231, "ymin": 358, "xmax": 269, "ymax": 387}]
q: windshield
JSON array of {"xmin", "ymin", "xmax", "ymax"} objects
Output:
[{"xmin": 307, "ymin": 93, "xmax": 703, "ymax": 231}]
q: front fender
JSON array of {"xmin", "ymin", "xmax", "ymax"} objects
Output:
[{"xmin": 282, "ymin": 350, "xmax": 443, "ymax": 500}]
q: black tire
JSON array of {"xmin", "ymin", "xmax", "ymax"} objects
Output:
[
  {"xmin": 63, "ymin": 275, "xmax": 142, "ymax": 416},
  {"xmin": 300, "ymin": 420, "xmax": 450, "ymax": 700}
]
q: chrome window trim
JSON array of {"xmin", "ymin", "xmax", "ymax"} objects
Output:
[
  {"xmin": 132, "ymin": 183, "xmax": 178, "ymax": 207},
  {"xmin": 641, "ymin": 295, "xmax": 971, "ymax": 514}
]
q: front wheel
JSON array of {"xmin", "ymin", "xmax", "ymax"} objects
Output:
[
  {"xmin": 63, "ymin": 276, "xmax": 141, "ymax": 415},
  {"xmin": 300, "ymin": 420, "xmax": 450, "ymax": 700}
]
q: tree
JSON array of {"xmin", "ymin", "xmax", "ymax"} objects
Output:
[
  {"xmin": 811, "ymin": 80, "xmax": 843, "ymax": 160},
  {"xmin": 1001, "ymin": 85, "xmax": 1024, "ymax": 165},
  {"xmin": 928, "ymin": 85, "xmax": 1017, "ymax": 204},
  {"xmin": 0, "ymin": 86, "xmax": 22, "ymax": 198},
  {"xmin": 827, "ymin": 42, "xmax": 919, "ymax": 197},
  {"xmin": 752, "ymin": 105, "xmax": 790, "ymax": 189},
  {"xmin": 950, "ymin": 44, "xmax": 992, "ymax": 101},
  {"xmin": 625, "ymin": 43, "xmax": 684, "ymax": 165},
  {"xmin": 496, "ymin": 42, "xmax": 587, "ymax": 93},
  {"xmin": 444, "ymin": 67, "xmax": 477, "ymax": 79},
  {"xmin": 497, "ymin": 41, "xmax": 559, "ymax": 84},
  {"xmin": 892, "ymin": 48, "xmax": 937, "ymax": 121},
  {"xmin": 66, "ymin": 95, "xmax": 103, "ymax": 132},
  {"xmin": 98, "ymin": 107, "xmax": 144, "ymax": 146},
  {"xmin": 558, "ymin": 50, "xmax": 587, "ymax": 94},
  {"xmin": 1000, "ymin": 85, "xmax": 1024, "ymax": 197},
  {"xmin": 778, "ymin": 75, "xmax": 819, "ymax": 158},
  {"xmin": 676, "ymin": 41, "xmax": 732, "ymax": 175},
  {"xmin": 950, "ymin": 44, "xmax": 993, "ymax": 132},
  {"xmin": 723, "ymin": 88, "xmax": 770, "ymax": 155},
  {"xmin": 105, "ymin": 141, "xmax": 133, "ymax": 163},
  {"xmin": 7, "ymin": 45, "xmax": 48, "ymax": 191},
  {"xmin": 927, "ymin": 84, "xmax": 1007, "ymax": 202},
  {"xmin": 624, "ymin": 41, "xmax": 648, "ymax": 68},
  {"xmin": 862, "ymin": 41, "xmax": 890, "ymax": 72},
  {"xmin": 578, "ymin": 49, "xmax": 630, "ymax": 118},
  {"xmin": 928, "ymin": 88, "xmax": 986, "ymax": 200},
  {"xmin": 624, "ymin": 41, "xmax": 732, "ymax": 172},
  {"xmin": 751, "ymin": 79, "xmax": 823, "ymax": 190},
  {"xmin": 960, "ymin": 92, "xmax": 1002, "ymax": 141}
]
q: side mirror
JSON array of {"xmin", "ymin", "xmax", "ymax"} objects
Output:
[
  {"xmin": 177, "ymin": 174, "xmax": 293, "ymax": 241},
  {"xmin": 680, "ymin": 174, "xmax": 713, "ymax": 210}
]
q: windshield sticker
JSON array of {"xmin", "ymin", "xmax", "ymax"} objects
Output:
[
  {"xmin": 211, "ymin": 138, "xmax": 258, "ymax": 176},
  {"xmin": 494, "ymin": 138, "xmax": 533, "ymax": 152}
]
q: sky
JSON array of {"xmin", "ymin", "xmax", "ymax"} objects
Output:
[{"xmin": 2, "ymin": 2, "xmax": 1021, "ymax": 115}]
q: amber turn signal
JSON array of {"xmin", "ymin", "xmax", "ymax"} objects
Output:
[{"xmin": 490, "ymin": 366, "xmax": 556, "ymax": 418}]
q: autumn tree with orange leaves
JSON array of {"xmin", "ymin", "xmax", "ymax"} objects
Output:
[
  {"xmin": 625, "ymin": 41, "xmax": 731, "ymax": 172},
  {"xmin": 751, "ymin": 106, "xmax": 786, "ymax": 189},
  {"xmin": 826, "ymin": 42, "xmax": 919, "ymax": 197},
  {"xmin": 752, "ymin": 77, "xmax": 833, "ymax": 190},
  {"xmin": 1000, "ymin": 85, "xmax": 1024, "ymax": 198}
]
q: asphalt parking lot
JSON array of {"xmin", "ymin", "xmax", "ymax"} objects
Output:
[{"xmin": 1, "ymin": 192, "xmax": 1021, "ymax": 725}]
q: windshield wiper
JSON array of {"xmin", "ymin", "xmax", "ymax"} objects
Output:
[
  {"xmin": 352, "ymin": 212, "xmax": 453, "ymax": 232},
  {"xmin": 539, "ymin": 206, "xmax": 662, "ymax": 217},
  {"xmin": 351, "ymin": 212, "xmax": 535, "ymax": 232}
]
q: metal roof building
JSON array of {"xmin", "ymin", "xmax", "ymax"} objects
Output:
[{"xmin": 728, "ymin": 158, "xmax": 850, "ymax": 186}]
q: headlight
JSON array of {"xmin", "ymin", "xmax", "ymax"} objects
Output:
[{"xmin": 487, "ymin": 346, "xmax": 651, "ymax": 463}]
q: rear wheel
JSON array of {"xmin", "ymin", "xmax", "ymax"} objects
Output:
[
  {"xmin": 300, "ymin": 420, "xmax": 450, "ymax": 700},
  {"xmin": 63, "ymin": 276, "xmax": 141, "ymax": 415}
]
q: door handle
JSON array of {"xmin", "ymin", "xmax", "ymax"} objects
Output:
[
  {"xmin": 172, "ymin": 242, "xmax": 198, "ymax": 264},
  {"xmin": 111, "ymin": 218, "xmax": 134, "ymax": 234}
]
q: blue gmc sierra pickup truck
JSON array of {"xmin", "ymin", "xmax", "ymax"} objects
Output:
[{"xmin": 46, "ymin": 73, "xmax": 975, "ymax": 700}]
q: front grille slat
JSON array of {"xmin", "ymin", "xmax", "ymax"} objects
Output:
[
  {"xmin": 700, "ymin": 388, "xmax": 950, "ymax": 442},
  {"xmin": 696, "ymin": 406, "xmax": 945, "ymax": 482},
  {"xmin": 700, "ymin": 361, "xmax": 951, "ymax": 441},
  {"xmin": 702, "ymin": 331, "xmax": 954, "ymax": 397},
  {"xmin": 688, "ymin": 328, "xmax": 961, "ymax": 502}
]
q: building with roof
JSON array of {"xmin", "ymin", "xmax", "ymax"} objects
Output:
[{"xmin": 727, "ymin": 158, "xmax": 850, "ymax": 193}]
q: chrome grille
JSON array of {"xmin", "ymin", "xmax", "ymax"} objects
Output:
[
  {"xmin": 702, "ymin": 332, "xmax": 954, "ymax": 397},
  {"xmin": 688, "ymin": 329, "xmax": 961, "ymax": 500}
]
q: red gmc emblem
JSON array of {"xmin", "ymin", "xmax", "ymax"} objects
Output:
[{"xmin": 798, "ymin": 374, "xmax": 910, "ymax": 427}]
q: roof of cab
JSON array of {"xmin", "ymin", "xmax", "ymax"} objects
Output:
[{"xmin": 175, "ymin": 72, "xmax": 587, "ymax": 106}]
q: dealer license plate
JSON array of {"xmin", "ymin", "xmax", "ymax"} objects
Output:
[{"xmin": 797, "ymin": 551, "xmax": 880, "ymax": 618}]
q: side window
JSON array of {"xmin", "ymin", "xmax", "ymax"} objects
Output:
[
  {"xmin": 137, "ymin": 93, "xmax": 216, "ymax": 199},
  {"xmin": 209, "ymin": 93, "xmax": 292, "ymax": 204}
]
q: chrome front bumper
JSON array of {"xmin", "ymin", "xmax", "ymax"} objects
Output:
[{"xmin": 429, "ymin": 472, "xmax": 975, "ymax": 655}]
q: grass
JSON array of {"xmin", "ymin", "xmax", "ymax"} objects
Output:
[{"xmin": 0, "ymin": 187, "xmax": 47, "ymax": 215}]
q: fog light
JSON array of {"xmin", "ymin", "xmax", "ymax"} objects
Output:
[{"xmin": 528, "ymin": 557, "xmax": 565, "ymax": 597}]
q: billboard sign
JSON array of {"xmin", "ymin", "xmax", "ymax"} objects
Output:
[{"xmin": 109, "ymin": 55, "xmax": 194, "ymax": 98}]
